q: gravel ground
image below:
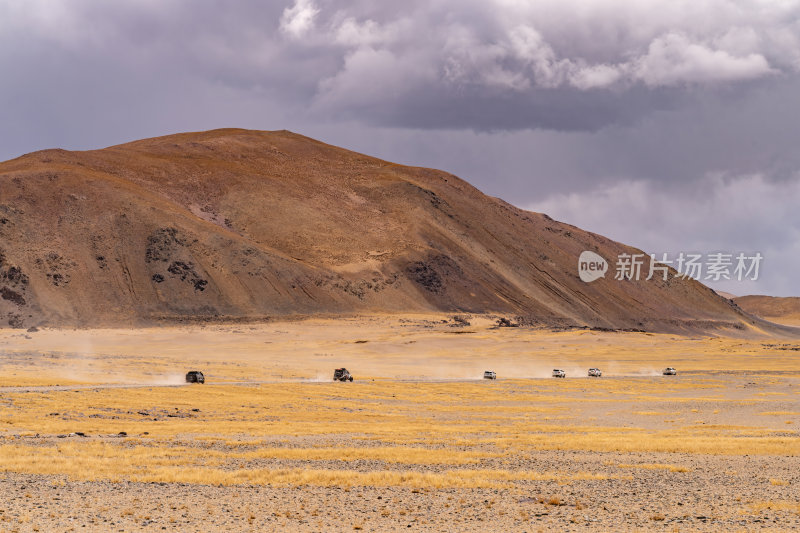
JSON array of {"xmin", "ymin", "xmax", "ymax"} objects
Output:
[{"xmin": 1, "ymin": 449, "xmax": 799, "ymax": 532}]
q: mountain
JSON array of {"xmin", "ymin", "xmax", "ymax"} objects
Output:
[
  {"xmin": 734, "ymin": 295, "xmax": 800, "ymax": 327},
  {"xmin": 0, "ymin": 128, "xmax": 778, "ymax": 333}
]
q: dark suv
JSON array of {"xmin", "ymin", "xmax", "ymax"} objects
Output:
[
  {"xmin": 333, "ymin": 368, "xmax": 353, "ymax": 382},
  {"xmin": 185, "ymin": 371, "xmax": 205, "ymax": 384}
]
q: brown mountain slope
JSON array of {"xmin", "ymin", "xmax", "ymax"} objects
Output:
[
  {"xmin": 734, "ymin": 295, "xmax": 800, "ymax": 327},
  {"xmin": 0, "ymin": 128, "xmax": 775, "ymax": 332}
]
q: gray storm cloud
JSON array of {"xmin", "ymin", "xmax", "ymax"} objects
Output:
[
  {"xmin": 4, "ymin": 0, "xmax": 799, "ymax": 131},
  {"xmin": 278, "ymin": 0, "xmax": 800, "ymax": 130},
  {"xmin": 0, "ymin": 0, "xmax": 798, "ymax": 295}
]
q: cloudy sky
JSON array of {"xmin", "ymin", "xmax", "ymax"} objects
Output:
[{"xmin": 1, "ymin": 0, "xmax": 798, "ymax": 296}]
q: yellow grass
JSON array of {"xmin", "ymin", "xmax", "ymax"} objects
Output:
[
  {"xmin": 1, "ymin": 317, "xmax": 799, "ymax": 488},
  {"xmin": 745, "ymin": 501, "xmax": 800, "ymax": 515},
  {"xmin": 231, "ymin": 446, "xmax": 498, "ymax": 464},
  {"xmin": 2, "ymin": 378, "xmax": 799, "ymax": 459},
  {"xmin": 0, "ymin": 442, "xmax": 612, "ymax": 488}
]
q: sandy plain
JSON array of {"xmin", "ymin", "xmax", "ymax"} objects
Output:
[{"xmin": 0, "ymin": 314, "xmax": 799, "ymax": 532}]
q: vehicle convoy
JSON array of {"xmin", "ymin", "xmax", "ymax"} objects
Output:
[
  {"xmin": 333, "ymin": 368, "xmax": 354, "ymax": 382},
  {"xmin": 588, "ymin": 368, "xmax": 602, "ymax": 377},
  {"xmin": 663, "ymin": 367, "xmax": 677, "ymax": 375},
  {"xmin": 185, "ymin": 371, "xmax": 205, "ymax": 384},
  {"xmin": 552, "ymin": 369, "xmax": 566, "ymax": 378},
  {"xmin": 483, "ymin": 370, "xmax": 497, "ymax": 380}
]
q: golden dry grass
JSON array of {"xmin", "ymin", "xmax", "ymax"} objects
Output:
[
  {"xmin": 0, "ymin": 377, "xmax": 797, "ymax": 489},
  {"xmin": 744, "ymin": 501, "xmax": 800, "ymax": 515},
  {"xmin": 2, "ymin": 380, "xmax": 797, "ymax": 456},
  {"xmin": 0, "ymin": 441, "xmax": 614, "ymax": 488},
  {"xmin": 1, "ymin": 320, "xmax": 799, "ymax": 490}
]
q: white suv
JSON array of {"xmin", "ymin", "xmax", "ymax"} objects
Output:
[
  {"xmin": 552, "ymin": 369, "xmax": 566, "ymax": 378},
  {"xmin": 483, "ymin": 370, "xmax": 497, "ymax": 380},
  {"xmin": 588, "ymin": 368, "xmax": 602, "ymax": 377}
]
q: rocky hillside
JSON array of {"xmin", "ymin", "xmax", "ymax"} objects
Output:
[
  {"xmin": 734, "ymin": 295, "xmax": 800, "ymax": 327},
  {"xmin": 0, "ymin": 128, "xmax": 770, "ymax": 332}
]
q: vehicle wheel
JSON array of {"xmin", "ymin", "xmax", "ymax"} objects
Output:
[{"xmin": 349, "ymin": 377, "xmax": 353, "ymax": 382}]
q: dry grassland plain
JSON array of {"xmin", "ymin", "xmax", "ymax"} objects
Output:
[{"xmin": 0, "ymin": 314, "xmax": 799, "ymax": 531}]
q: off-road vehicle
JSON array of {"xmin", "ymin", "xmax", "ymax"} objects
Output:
[
  {"xmin": 552, "ymin": 369, "xmax": 566, "ymax": 378},
  {"xmin": 185, "ymin": 371, "xmax": 205, "ymax": 384},
  {"xmin": 588, "ymin": 368, "xmax": 602, "ymax": 377},
  {"xmin": 333, "ymin": 368, "xmax": 353, "ymax": 382},
  {"xmin": 663, "ymin": 367, "xmax": 677, "ymax": 376},
  {"xmin": 483, "ymin": 370, "xmax": 497, "ymax": 380}
]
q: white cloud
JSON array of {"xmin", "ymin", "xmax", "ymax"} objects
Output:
[
  {"xmin": 633, "ymin": 32, "xmax": 774, "ymax": 86},
  {"xmin": 713, "ymin": 26, "xmax": 762, "ymax": 57},
  {"xmin": 305, "ymin": 0, "xmax": 798, "ymax": 98},
  {"xmin": 333, "ymin": 17, "xmax": 412, "ymax": 48},
  {"xmin": 443, "ymin": 24, "xmax": 777, "ymax": 91},
  {"xmin": 507, "ymin": 25, "xmax": 571, "ymax": 88},
  {"xmin": 442, "ymin": 25, "xmax": 532, "ymax": 90},
  {"xmin": 568, "ymin": 63, "xmax": 623, "ymax": 90},
  {"xmin": 315, "ymin": 46, "xmax": 437, "ymax": 109},
  {"xmin": 280, "ymin": 0, "xmax": 319, "ymax": 39},
  {"xmin": 335, "ymin": 18, "xmax": 383, "ymax": 47}
]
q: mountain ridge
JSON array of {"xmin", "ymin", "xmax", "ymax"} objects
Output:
[{"xmin": 0, "ymin": 128, "xmax": 785, "ymax": 334}]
